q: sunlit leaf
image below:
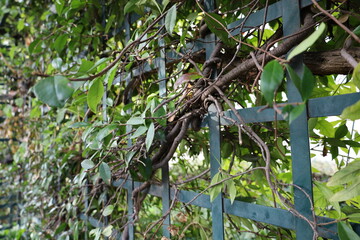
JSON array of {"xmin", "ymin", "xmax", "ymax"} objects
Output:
[
  {"xmin": 227, "ymin": 180, "xmax": 237, "ymax": 204},
  {"xmin": 327, "ymin": 161, "xmax": 360, "ymax": 186},
  {"xmin": 210, "ymin": 172, "xmax": 223, "ymax": 202},
  {"xmin": 287, "ymin": 22, "xmax": 326, "ymax": 60},
  {"xmin": 102, "ymin": 205, "xmax": 114, "ymax": 216},
  {"xmin": 341, "ymin": 100, "xmax": 360, "ymax": 120}
]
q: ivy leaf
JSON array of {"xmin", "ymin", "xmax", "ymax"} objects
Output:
[
  {"xmin": 165, "ymin": 4, "xmax": 177, "ymax": 36},
  {"xmin": 81, "ymin": 159, "xmax": 95, "ymax": 170},
  {"xmin": 260, "ymin": 60, "xmax": 284, "ymax": 105},
  {"xmin": 287, "ymin": 22, "xmax": 326, "ymax": 60},
  {"xmin": 341, "ymin": 100, "xmax": 360, "ymax": 120},
  {"xmin": 102, "ymin": 205, "xmax": 114, "ymax": 217},
  {"xmin": 146, "ymin": 122, "xmax": 155, "ymax": 152},
  {"xmin": 99, "ymin": 162, "xmax": 111, "ymax": 185},
  {"xmin": 87, "ymin": 77, "xmax": 104, "ymax": 113},
  {"xmin": 33, "ymin": 76, "xmax": 74, "ymax": 108},
  {"xmin": 338, "ymin": 222, "xmax": 360, "ymax": 240}
]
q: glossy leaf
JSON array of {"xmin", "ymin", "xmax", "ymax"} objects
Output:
[
  {"xmin": 287, "ymin": 22, "xmax": 326, "ymax": 60},
  {"xmin": 260, "ymin": 60, "xmax": 284, "ymax": 105},
  {"xmin": 165, "ymin": 4, "xmax": 177, "ymax": 36},
  {"xmin": 87, "ymin": 78, "xmax": 104, "ymax": 113},
  {"xmin": 33, "ymin": 76, "xmax": 74, "ymax": 108},
  {"xmin": 99, "ymin": 162, "xmax": 111, "ymax": 185},
  {"xmin": 286, "ymin": 64, "xmax": 315, "ymax": 101}
]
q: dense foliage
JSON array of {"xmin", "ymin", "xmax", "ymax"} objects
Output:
[{"xmin": 1, "ymin": 0, "xmax": 360, "ymax": 239}]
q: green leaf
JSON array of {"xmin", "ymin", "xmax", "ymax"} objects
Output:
[
  {"xmin": 328, "ymin": 161, "xmax": 360, "ymax": 186},
  {"xmin": 165, "ymin": 4, "xmax": 177, "ymax": 36},
  {"xmin": 260, "ymin": 60, "xmax": 284, "ymax": 105},
  {"xmin": 126, "ymin": 117, "xmax": 145, "ymax": 125},
  {"xmin": 335, "ymin": 124, "xmax": 348, "ymax": 139},
  {"xmin": 87, "ymin": 78, "xmax": 104, "ymax": 113},
  {"xmin": 131, "ymin": 126, "xmax": 148, "ymax": 139},
  {"xmin": 227, "ymin": 180, "xmax": 237, "ymax": 205},
  {"xmin": 99, "ymin": 162, "xmax": 111, "ymax": 185},
  {"xmin": 138, "ymin": 158, "xmax": 152, "ymax": 180},
  {"xmin": 102, "ymin": 225, "xmax": 113, "ymax": 237},
  {"xmin": 287, "ymin": 22, "xmax": 326, "ymax": 60},
  {"xmin": 204, "ymin": 13, "xmax": 235, "ymax": 47},
  {"xmin": 146, "ymin": 122, "xmax": 155, "ymax": 152},
  {"xmin": 338, "ymin": 222, "xmax": 360, "ymax": 240},
  {"xmin": 210, "ymin": 172, "xmax": 223, "ymax": 202},
  {"xmin": 102, "ymin": 205, "xmax": 114, "ymax": 217},
  {"xmin": 352, "ymin": 62, "xmax": 360, "ymax": 90},
  {"xmin": 96, "ymin": 124, "xmax": 117, "ymax": 142},
  {"xmin": 341, "ymin": 100, "xmax": 360, "ymax": 120},
  {"xmin": 289, "ymin": 104, "xmax": 305, "ymax": 123},
  {"xmin": 330, "ymin": 179, "xmax": 360, "ymax": 202},
  {"xmin": 54, "ymin": 34, "xmax": 68, "ymax": 54},
  {"xmin": 104, "ymin": 63, "xmax": 118, "ymax": 87},
  {"xmin": 314, "ymin": 182, "xmax": 341, "ymax": 214},
  {"xmin": 286, "ymin": 64, "xmax": 315, "ymax": 101},
  {"xmin": 81, "ymin": 159, "xmax": 95, "ymax": 170},
  {"xmin": 33, "ymin": 76, "xmax": 74, "ymax": 108}
]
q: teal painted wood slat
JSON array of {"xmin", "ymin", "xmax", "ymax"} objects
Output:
[{"xmin": 282, "ymin": 1, "xmax": 314, "ymax": 239}]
